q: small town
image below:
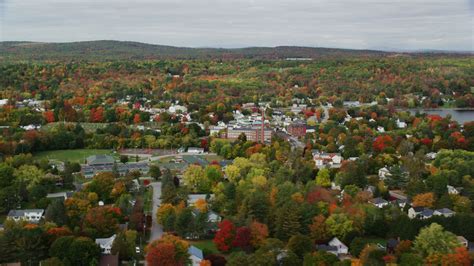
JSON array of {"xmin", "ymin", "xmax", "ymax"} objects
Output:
[{"xmin": 0, "ymin": 0, "xmax": 473, "ymax": 265}]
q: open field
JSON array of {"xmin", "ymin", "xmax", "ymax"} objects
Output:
[
  {"xmin": 41, "ymin": 122, "xmax": 108, "ymax": 133},
  {"xmin": 188, "ymin": 239, "xmax": 219, "ymax": 255},
  {"xmin": 33, "ymin": 149, "xmax": 115, "ymax": 163}
]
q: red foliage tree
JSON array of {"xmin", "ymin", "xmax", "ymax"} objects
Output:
[
  {"xmin": 373, "ymin": 135, "xmax": 393, "ymax": 152},
  {"xmin": 146, "ymin": 242, "xmax": 178, "ymax": 266},
  {"xmin": 44, "ymin": 110, "xmax": 55, "ymax": 123},
  {"xmin": 213, "ymin": 219, "xmax": 236, "ymax": 252},
  {"xmin": 90, "ymin": 107, "xmax": 104, "ymax": 122},
  {"xmin": 441, "ymin": 247, "xmax": 471, "ymax": 266},
  {"xmin": 133, "ymin": 113, "xmax": 141, "ymax": 124},
  {"xmin": 306, "ymin": 187, "xmax": 335, "ymax": 204},
  {"xmin": 232, "ymin": 226, "xmax": 251, "ymax": 249}
]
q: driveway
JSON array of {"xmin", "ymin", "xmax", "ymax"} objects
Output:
[{"xmin": 150, "ymin": 182, "xmax": 164, "ymax": 241}]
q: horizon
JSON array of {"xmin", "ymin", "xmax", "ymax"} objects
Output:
[
  {"xmin": 2, "ymin": 39, "xmax": 473, "ymax": 53},
  {"xmin": 1, "ymin": 0, "xmax": 473, "ymax": 52}
]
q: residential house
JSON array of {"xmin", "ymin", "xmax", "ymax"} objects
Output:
[
  {"xmin": 96, "ymin": 234, "xmax": 116, "ymax": 254},
  {"xmin": 188, "ymin": 246, "xmax": 204, "ymax": 266},
  {"xmin": 434, "ymin": 208, "xmax": 455, "ymax": 218},
  {"xmin": 168, "ymin": 105, "xmax": 187, "ymax": 114},
  {"xmin": 408, "ymin": 207, "xmax": 425, "ymax": 219},
  {"xmin": 392, "ymin": 198, "xmax": 409, "ymax": 209},
  {"xmin": 378, "ymin": 167, "xmax": 391, "ymax": 180},
  {"xmin": 409, "ymin": 207, "xmax": 434, "ymax": 219},
  {"xmin": 7, "ymin": 209, "xmax": 44, "ymax": 223},
  {"xmin": 396, "ymin": 119, "xmax": 407, "ymax": 128},
  {"xmin": 370, "ymin": 197, "xmax": 389, "ymax": 208},
  {"xmin": 316, "ymin": 237, "xmax": 348, "ymax": 256},
  {"xmin": 191, "ymin": 209, "xmax": 221, "ymax": 223},
  {"xmin": 420, "ymin": 208, "xmax": 434, "ymax": 219},
  {"xmin": 46, "ymin": 191, "xmax": 74, "ymax": 200},
  {"xmin": 312, "ymin": 150, "xmax": 342, "ymax": 169},
  {"xmin": 187, "ymin": 147, "xmax": 204, "ymax": 154},
  {"xmin": 457, "ymin": 236, "xmax": 469, "ymax": 248},
  {"xmin": 426, "ymin": 152, "xmax": 438, "ymax": 160},
  {"xmin": 447, "ymin": 185, "xmax": 460, "ymax": 195}
]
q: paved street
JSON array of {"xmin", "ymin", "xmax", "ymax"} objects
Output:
[{"xmin": 150, "ymin": 182, "xmax": 164, "ymax": 241}]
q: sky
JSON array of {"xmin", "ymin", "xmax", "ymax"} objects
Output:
[{"xmin": 0, "ymin": 0, "xmax": 473, "ymax": 51}]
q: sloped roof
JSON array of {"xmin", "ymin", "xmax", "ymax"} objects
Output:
[
  {"xmin": 87, "ymin": 155, "xmax": 114, "ymax": 165},
  {"xmin": 188, "ymin": 245, "xmax": 204, "ymax": 259}
]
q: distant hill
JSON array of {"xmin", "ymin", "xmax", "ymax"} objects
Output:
[{"xmin": 0, "ymin": 40, "xmax": 392, "ymax": 61}]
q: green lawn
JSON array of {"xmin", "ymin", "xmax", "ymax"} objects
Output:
[
  {"xmin": 33, "ymin": 149, "xmax": 115, "ymax": 163},
  {"xmin": 189, "ymin": 239, "xmax": 219, "ymax": 255},
  {"xmin": 42, "ymin": 122, "xmax": 108, "ymax": 133},
  {"xmin": 143, "ymin": 186, "xmax": 154, "ymax": 214}
]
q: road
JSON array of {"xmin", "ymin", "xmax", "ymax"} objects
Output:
[{"xmin": 150, "ymin": 182, "xmax": 164, "ymax": 241}]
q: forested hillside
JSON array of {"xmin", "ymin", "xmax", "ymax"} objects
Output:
[{"xmin": 0, "ymin": 40, "xmax": 391, "ymax": 61}]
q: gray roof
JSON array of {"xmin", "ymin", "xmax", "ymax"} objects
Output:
[
  {"xmin": 7, "ymin": 209, "xmax": 44, "ymax": 217},
  {"xmin": 435, "ymin": 208, "xmax": 454, "ymax": 214},
  {"xmin": 421, "ymin": 208, "xmax": 434, "ymax": 217},
  {"xmin": 95, "ymin": 234, "xmax": 116, "ymax": 247},
  {"xmin": 188, "ymin": 245, "xmax": 204, "ymax": 259},
  {"xmin": 316, "ymin": 244, "xmax": 338, "ymax": 252},
  {"xmin": 87, "ymin": 155, "xmax": 115, "ymax": 165},
  {"xmin": 371, "ymin": 197, "xmax": 388, "ymax": 205}
]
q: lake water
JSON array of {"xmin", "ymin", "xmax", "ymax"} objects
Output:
[{"xmin": 406, "ymin": 109, "xmax": 474, "ymax": 124}]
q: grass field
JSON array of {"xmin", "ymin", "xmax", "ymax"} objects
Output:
[
  {"xmin": 33, "ymin": 149, "xmax": 115, "ymax": 163},
  {"xmin": 42, "ymin": 122, "xmax": 108, "ymax": 133},
  {"xmin": 189, "ymin": 239, "xmax": 219, "ymax": 255}
]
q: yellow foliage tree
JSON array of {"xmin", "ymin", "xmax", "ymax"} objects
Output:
[
  {"xmin": 412, "ymin": 192, "xmax": 435, "ymax": 208},
  {"xmin": 195, "ymin": 198, "xmax": 208, "ymax": 212}
]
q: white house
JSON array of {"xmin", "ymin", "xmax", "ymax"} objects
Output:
[
  {"xmin": 95, "ymin": 234, "xmax": 116, "ymax": 254},
  {"xmin": 447, "ymin": 185, "xmax": 460, "ymax": 195},
  {"xmin": 188, "ymin": 245, "xmax": 204, "ymax": 266},
  {"xmin": 396, "ymin": 119, "xmax": 407, "ymax": 128},
  {"xmin": 370, "ymin": 197, "xmax": 389, "ymax": 208},
  {"xmin": 7, "ymin": 209, "xmax": 44, "ymax": 223},
  {"xmin": 378, "ymin": 167, "xmax": 391, "ymax": 180},
  {"xmin": 408, "ymin": 207, "xmax": 434, "ymax": 219},
  {"xmin": 457, "ymin": 236, "xmax": 469, "ymax": 248},
  {"xmin": 316, "ymin": 237, "xmax": 348, "ymax": 256},
  {"xmin": 168, "ymin": 105, "xmax": 187, "ymax": 114},
  {"xmin": 187, "ymin": 147, "xmax": 204, "ymax": 154},
  {"xmin": 46, "ymin": 191, "xmax": 73, "ymax": 200},
  {"xmin": 312, "ymin": 151, "xmax": 342, "ymax": 169},
  {"xmin": 408, "ymin": 207, "xmax": 425, "ymax": 219},
  {"xmin": 0, "ymin": 99, "xmax": 8, "ymax": 107}
]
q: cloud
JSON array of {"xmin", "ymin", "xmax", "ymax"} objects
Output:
[{"xmin": 1, "ymin": 0, "xmax": 472, "ymax": 51}]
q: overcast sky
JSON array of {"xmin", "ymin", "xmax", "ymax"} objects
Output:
[{"xmin": 0, "ymin": 0, "xmax": 472, "ymax": 51}]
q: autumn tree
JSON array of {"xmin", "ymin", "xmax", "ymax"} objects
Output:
[
  {"xmin": 232, "ymin": 226, "xmax": 251, "ymax": 250},
  {"xmin": 146, "ymin": 234, "xmax": 189, "ymax": 265},
  {"xmin": 249, "ymin": 221, "xmax": 269, "ymax": 248},
  {"xmin": 315, "ymin": 168, "xmax": 331, "ymax": 187},
  {"xmin": 413, "ymin": 223, "xmax": 461, "ymax": 257},
  {"xmin": 412, "ymin": 192, "xmax": 435, "ymax": 208},
  {"xmin": 310, "ymin": 215, "xmax": 330, "ymax": 243},
  {"xmin": 213, "ymin": 219, "xmax": 236, "ymax": 252}
]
